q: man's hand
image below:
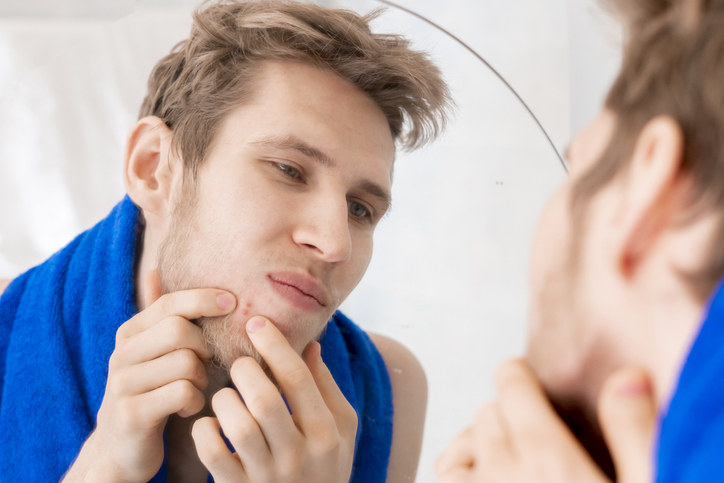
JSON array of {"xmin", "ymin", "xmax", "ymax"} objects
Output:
[
  {"xmin": 63, "ymin": 270, "xmax": 236, "ymax": 482},
  {"xmin": 191, "ymin": 316, "xmax": 358, "ymax": 483},
  {"xmin": 435, "ymin": 359, "xmax": 656, "ymax": 483}
]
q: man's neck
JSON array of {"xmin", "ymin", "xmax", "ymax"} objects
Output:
[
  {"xmin": 644, "ymin": 283, "xmax": 708, "ymax": 409},
  {"xmin": 166, "ymin": 363, "xmax": 231, "ymax": 481}
]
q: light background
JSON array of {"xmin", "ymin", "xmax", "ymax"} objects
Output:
[{"xmin": 0, "ymin": 0, "xmax": 621, "ymax": 480}]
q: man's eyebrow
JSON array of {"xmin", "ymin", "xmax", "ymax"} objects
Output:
[
  {"xmin": 359, "ymin": 180, "xmax": 392, "ymax": 215},
  {"xmin": 249, "ymin": 135, "xmax": 336, "ymax": 167},
  {"xmin": 250, "ymin": 134, "xmax": 392, "ymax": 214}
]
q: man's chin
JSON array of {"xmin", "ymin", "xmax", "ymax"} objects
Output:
[
  {"xmin": 197, "ymin": 314, "xmax": 262, "ymax": 371},
  {"xmin": 197, "ymin": 312, "xmax": 325, "ymax": 374}
]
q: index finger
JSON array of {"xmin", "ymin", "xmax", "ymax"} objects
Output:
[
  {"xmin": 435, "ymin": 426, "xmax": 476, "ymax": 477},
  {"xmin": 494, "ymin": 359, "xmax": 566, "ymax": 437},
  {"xmin": 120, "ymin": 285, "xmax": 236, "ymax": 338},
  {"xmin": 244, "ymin": 316, "xmax": 331, "ymax": 429}
]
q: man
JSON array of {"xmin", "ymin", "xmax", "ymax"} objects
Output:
[
  {"xmin": 437, "ymin": 0, "xmax": 724, "ymax": 481},
  {"xmin": 0, "ymin": 1, "xmax": 449, "ymax": 481}
]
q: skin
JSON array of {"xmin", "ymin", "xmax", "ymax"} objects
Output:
[
  {"xmin": 49, "ymin": 59, "xmax": 428, "ymax": 482},
  {"xmin": 437, "ymin": 109, "xmax": 719, "ymax": 481}
]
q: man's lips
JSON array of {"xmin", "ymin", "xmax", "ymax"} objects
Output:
[{"xmin": 267, "ymin": 272, "xmax": 329, "ymax": 308}]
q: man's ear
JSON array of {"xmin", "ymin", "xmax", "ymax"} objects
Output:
[
  {"xmin": 616, "ymin": 115, "xmax": 686, "ymax": 277},
  {"xmin": 123, "ymin": 116, "xmax": 177, "ymax": 217}
]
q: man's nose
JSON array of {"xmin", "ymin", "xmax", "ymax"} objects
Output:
[{"xmin": 292, "ymin": 196, "xmax": 352, "ymax": 263}]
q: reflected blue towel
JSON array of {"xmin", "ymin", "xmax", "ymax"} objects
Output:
[
  {"xmin": 656, "ymin": 279, "xmax": 724, "ymax": 482},
  {"xmin": 0, "ymin": 196, "xmax": 392, "ymax": 482}
]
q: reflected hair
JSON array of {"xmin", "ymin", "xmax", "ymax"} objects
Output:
[
  {"xmin": 139, "ymin": 0, "xmax": 451, "ymax": 178},
  {"xmin": 571, "ymin": 0, "xmax": 724, "ymax": 300}
]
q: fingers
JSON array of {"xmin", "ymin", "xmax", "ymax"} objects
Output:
[
  {"xmin": 205, "ymin": 316, "xmax": 355, "ymax": 482},
  {"xmin": 113, "ymin": 316, "xmax": 212, "ymax": 366},
  {"xmin": 435, "ymin": 402, "xmax": 514, "ymax": 482},
  {"xmin": 192, "ymin": 417, "xmax": 247, "ymax": 482},
  {"xmin": 118, "ymin": 284, "xmax": 236, "ymax": 339},
  {"xmin": 118, "ymin": 378, "xmax": 206, "ymax": 428},
  {"xmin": 88, "ymin": 271, "xmax": 238, "ymax": 481},
  {"xmin": 598, "ymin": 367, "xmax": 657, "ymax": 483},
  {"xmin": 303, "ymin": 341, "xmax": 358, "ymax": 441},
  {"xmin": 226, "ymin": 357, "xmax": 297, "ymax": 456},
  {"xmin": 471, "ymin": 402, "xmax": 514, "ymax": 463},
  {"xmin": 435, "ymin": 426, "xmax": 475, "ymax": 477},
  {"xmin": 244, "ymin": 317, "xmax": 335, "ymax": 435},
  {"xmin": 110, "ymin": 347, "xmax": 209, "ymax": 396},
  {"xmin": 494, "ymin": 359, "xmax": 554, "ymax": 433}
]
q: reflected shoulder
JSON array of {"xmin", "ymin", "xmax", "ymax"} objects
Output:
[{"xmin": 0, "ymin": 279, "xmax": 10, "ymax": 297}]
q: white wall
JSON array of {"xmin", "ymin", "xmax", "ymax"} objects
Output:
[{"xmin": 0, "ymin": 1, "xmax": 620, "ymax": 480}]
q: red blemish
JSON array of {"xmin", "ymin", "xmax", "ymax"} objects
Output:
[{"xmin": 241, "ymin": 301, "xmax": 251, "ymax": 316}]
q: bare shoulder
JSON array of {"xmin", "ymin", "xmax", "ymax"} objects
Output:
[
  {"xmin": 368, "ymin": 332, "xmax": 427, "ymax": 483},
  {"xmin": 368, "ymin": 332, "xmax": 427, "ymax": 391},
  {"xmin": 0, "ymin": 279, "xmax": 10, "ymax": 296}
]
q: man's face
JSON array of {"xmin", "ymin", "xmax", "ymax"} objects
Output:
[
  {"xmin": 158, "ymin": 60, "xmax": 395, "ymax": 370},
  {"xmin": 526, "ymin": 110, "xmax": 621, "ymax": 405}
]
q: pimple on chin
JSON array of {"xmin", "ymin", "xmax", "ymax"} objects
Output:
[{"xmin": 240, "ymin": 300, "xmax": 252, "ymax": 317}]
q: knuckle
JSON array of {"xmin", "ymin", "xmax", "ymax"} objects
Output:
[
  {"xmin": 245, "ymin": 392, "xmax": 283, "ymax": 419},
  {"xmin": 278, "ymin": 451, "xmax": 304, "ymax": 477},
  {"xmin": 159, "ymin": 292, "xmax": 176, "ymax": 313},
  {"xmin": 283, "ymin": 365, "xmax": 311, "ymax": 388},
  {"xmin": 311, "ymin": 430, "xmax": 342, "ymax": 458},
  {"xmin": 115, "ymin": 398, "xmax": 140, "ymax": 432},
  {"xmin": 196, "ymin": 432, "xmax": 228, "ymax": 465},
  {"xmin": 172, "ymin": 379, "xmax": 198, "ymax": 403},
  {"xmin": 107, "ymin": 350, "xmax": 123, "ymax": 372},
  {"xmin": 227, "ymin": 417, "xmax": 259, "ymax": 446},
  {"xmin": 341, "ymin": 401, "xmax": 358, "ymax": 430},
  {"xmin": 115, "ymin": 321, "xmax": 131, "ymax": 342},
  {"xmin": 109, "ymin": 369, "xmax": 133, "ymax": 396},
  {"xmin": 163, "ymin": 317, "xmax": 190, "ymax": 346},
  {"xmin": 175, "ymin": 348, "xmax": 201, "ymax": 373}
]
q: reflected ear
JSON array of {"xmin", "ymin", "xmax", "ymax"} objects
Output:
[
  {"xmin": 123, "ymin": 116, "xmax": 176, "ymax": 217},
  {"xmin": 617, "ymin": 116, "xmax": 686, "ymax": 277}
]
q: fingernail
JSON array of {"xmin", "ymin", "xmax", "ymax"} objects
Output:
[
  {"xmin": 617, "ymin": 376, "xmax": 652, "ymax": 397},
  {"xmin": 246, "ymin": 316, "xmax": 266, "ymax": 334},
  {"xmin": 216, "ymin": 292, "xmax": 235, "ymax": 311}
]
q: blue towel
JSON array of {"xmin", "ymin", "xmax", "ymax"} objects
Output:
[
  {"xmin": 656, "ymin": 278, "xmax": 724, "ymax": 482},
  {"xmin": 0, "ymin": 196, "xmax": 393, "ymax": 482}
]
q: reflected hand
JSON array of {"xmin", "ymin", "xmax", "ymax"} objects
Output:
[
  {"xmin": 191, "ymin": 316, "xmax": 358, "ymax": 483},
  {"xmin": 435, "ymin": 359, "xmax": 656, "ymax": 483}
]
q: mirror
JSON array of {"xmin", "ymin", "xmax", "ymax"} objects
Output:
[{"xmin": 0, "ymin": 0, "xmax": 620, "ymax": 480}]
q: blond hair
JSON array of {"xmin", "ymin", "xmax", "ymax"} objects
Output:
[
  {"xmin": 139, "ymin": 0, "xmax": 450, "ymax": 178},
  {"xmin": 572, "ymin": 0, "xmax": 724, "ymax": 299}
]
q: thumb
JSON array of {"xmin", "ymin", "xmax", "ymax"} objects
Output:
[{"xmin": 598, "ymin": 367, "xmax": 657, "ymax": 483}]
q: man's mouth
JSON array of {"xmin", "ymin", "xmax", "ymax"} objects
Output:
[{"xmin": 267, "ymin": 272, "xmax": 329, "ymax": 310}]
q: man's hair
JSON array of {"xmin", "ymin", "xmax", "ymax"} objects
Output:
[
  {"xmin": 139, "ymin": 0, "xmax": 450, "ymax": 178},
  {"xmin": 572, "ymin": 0, "xmax": 724, "ymax": 299}
]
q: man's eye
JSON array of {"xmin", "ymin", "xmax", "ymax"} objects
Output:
[
  {"xmin": 348, "ymin": 200, "xmax": 371, "ymax": 220},
  {"xmin": 275, "ymin": 162, "xmax": 303, "ymax": 180}
]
